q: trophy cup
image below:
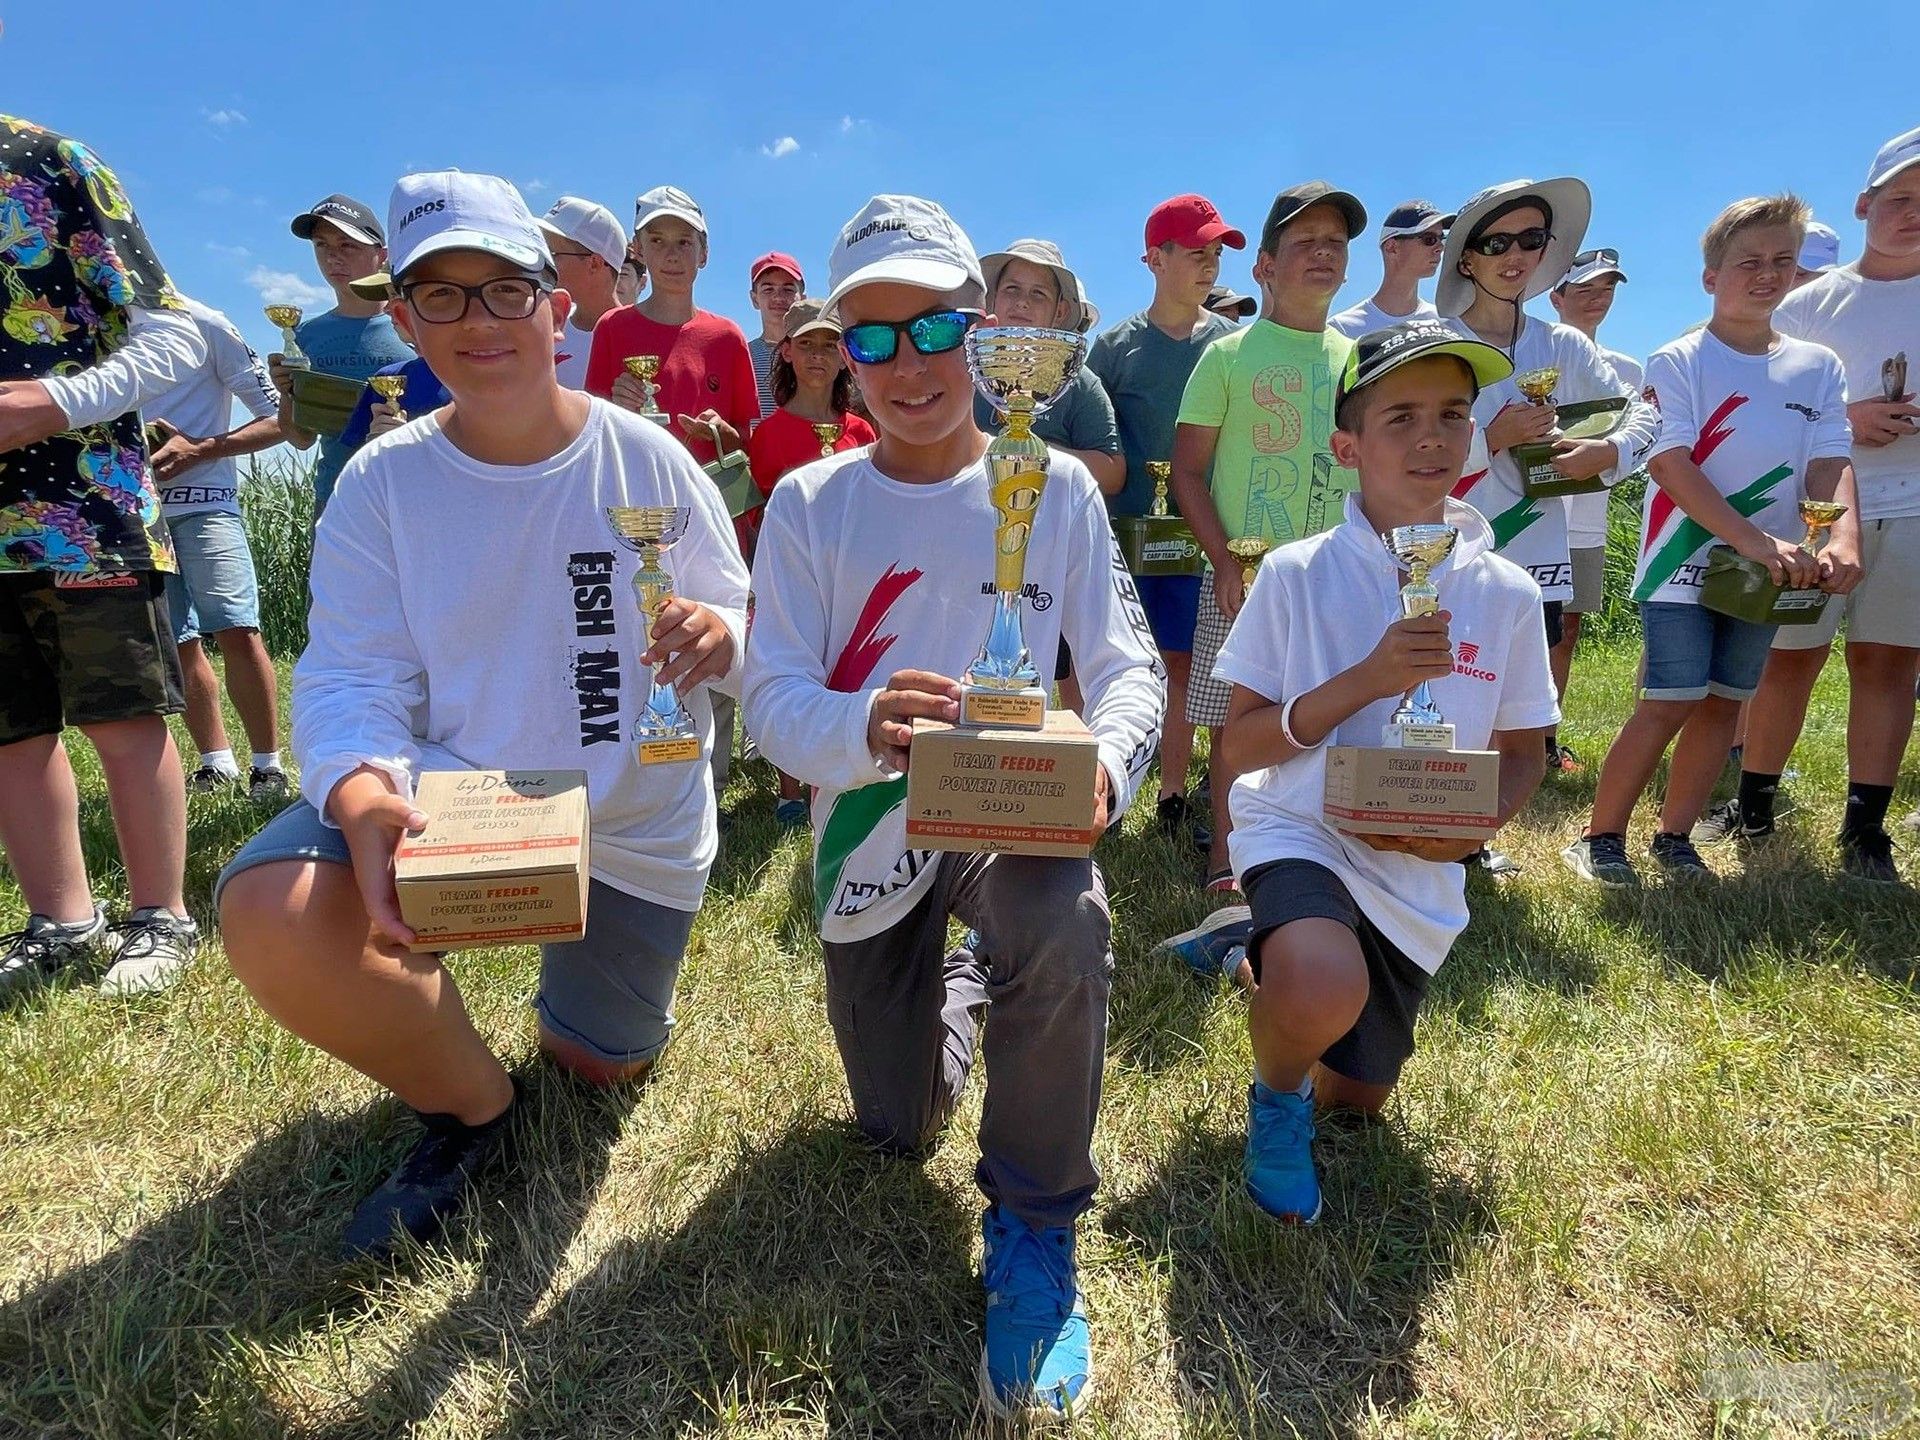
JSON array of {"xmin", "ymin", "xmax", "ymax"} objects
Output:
[
  {"xmin": 1515, "ymin": 366, "xmax": 1559, "ymax": 409},
  {"xmin": 621, "ymin": 356, "xmax": 671, "ymax": 427},
  {"xmin": 369, "ymin": 374, "xmax": 407, "ymax": 423},
  {"xmin": 1798, "ymin": 499, "xmax": 1847, "ymax": 554},
  {"xmin": 957, "ymin": 326, "xmax": 1087, "ymax": 729},
  {"xmin": 604, "ymin": 506, "xmax": 702, "ymax": 764},
  {"xmin": 1509, "ymin": 364, "xmax": 1629, "ymax": 498},
  {"xmin": 1381, "ymin": 524, "xmax": 1460, "ymax": 749},
  {"xmin": 1149, "ymin": 460, "xmax": 1171, "ymax": 517},
  {"xmin": 812, "ymin": 421, "xmax": 844, "ymax": 459},
  {"xmin": 1113, "ymin": 460, "xmax": 1203, "ymax": 577},
  {"xmin": 1701, "ymin": 497, "xmax": 1847, "ymax": 626},
  {"xmin": 265, "ymin": 305, "xmax": 309, "ymax": 370},
  {"xmin": 1227, "ymin": 536, "xmax": 1272, "ymax": 593}
]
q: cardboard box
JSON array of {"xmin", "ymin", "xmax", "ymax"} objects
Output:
[
  {"xmin": 1323, "ymin": 745, "xmax": 1501, "ymax": 839},
  {"xmin": 906, "ymin": 710, "xmax": 1101, "ymax": 857},
  {"xmin": 1699, "ymin": 545, "xmax": 1830, "ymax": 625},
  {"xmin": 393, "ymin": 770, "xmax": 590, "ymax": 953}
]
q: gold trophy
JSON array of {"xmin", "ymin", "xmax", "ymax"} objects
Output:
[
  {"xmin": 1381, "ymin": 524, "xmax": 1460, "ymax": 749},
  {"xmin": 603, "ymin": 506, "xmax": 701, "ymax": 764},
  {"xmin": 1798, "ymin": 499, "xmax": 1847, "ymax": 554},
  {"xmin": 811, "ymin": 421, "xmax": 844, "ymax": 458},
  {"xmin": 1148, "ymin": 459, "xmax": 1172, "ymax": 517},
  {"xmin": 1515, "ymin": 366, "xmax": 1559, "ymax": 407},
  {"xmin": 1113, "ymin": 460, "xmax": 1203, "ymax": 577},
  {"xmin": 1227, "ymin": 536, "xmax": 1272, "ymax": 593},
  {"xmin": 369, "ymin": 374, "xmax": 407, "ymax": 423},
  {"xmin": 265, "ymin": 305, "xmax": 309, "ymax": 370},
  {"xmin": 959, "ymin": 326, "xmax": 1086, "ymax": 729},
  {"xmin": 1510, "ymin": 363, "xmax": 1631, "ymax": 498},
  {"xmin": 621, "ymin": 355, "xmax": 671, "ymax": 427},
  {"xmin": 1701, "ymin": 497, "xmax": 1847, "ymax": 626}
]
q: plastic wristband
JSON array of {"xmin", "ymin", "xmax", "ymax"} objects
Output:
[{"xmin": 1279, "ymin": 694, "xmax": 1317, "ymax": 751}]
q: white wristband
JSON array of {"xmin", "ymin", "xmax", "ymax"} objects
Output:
[{"xmin": 1279, "ymin": 694, "xmax": 1316, "ymax": 751}]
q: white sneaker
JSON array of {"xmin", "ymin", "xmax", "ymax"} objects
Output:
[{"xmin": 99, "ymin": 908, "xmax": 200, "ymax": 996}]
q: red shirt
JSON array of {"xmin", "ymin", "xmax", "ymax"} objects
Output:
[
  {"xmin": 746, "ymin": 406, "xmax": 877, "ymax": 498},
  {"xmin": 584, "ymin": 306, "xmax": 760, "ymax": 466}
]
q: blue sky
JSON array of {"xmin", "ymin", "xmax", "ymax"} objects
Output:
[{"xmin": 4, "ymin": 3, "xmax": 1910, "ymax": 370}]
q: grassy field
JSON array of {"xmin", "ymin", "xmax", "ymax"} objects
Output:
[{"xmin": 3, "ymin": 506, "xmax": 1919, "ymax": 1435}]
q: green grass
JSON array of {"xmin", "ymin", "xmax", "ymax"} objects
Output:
[{"xmin": 3, "ymin": 583, "xmax": 1919, "ymax": 1434}]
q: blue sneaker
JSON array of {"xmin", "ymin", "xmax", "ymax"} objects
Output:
[
  {"xmin": 978, "ymin": 1206, "xmax": 1092, "ymax": 1419},
  {"xmin": 1156, "ymin": 905, "xmax": 1251, "ymax": 979},
  {"xmin": 1244, "ymin": 1080, "xmax": 1322, "ymax": 1224}
]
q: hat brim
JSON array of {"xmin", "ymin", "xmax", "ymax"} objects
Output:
[
  {"xmin": 1869, "ymin": 152, "xmax": 1920, "ymax": 189},
  {"xmin": 537, "ymin": 218, "xmax": 625, "ymax": 270},
  {"xmin": 1180, "ymin": 220, "xmax": 1248, "ymax": 250},
  {"xmin": 348, "ymin": 271, "xmax": 395, "ymax": 301},
  {"xmin": 292, "ymin": 213, "xmax": 383, "ymax": 247},
  {"xmin": 750, "ymin": 261, "xmax": 805, "ymax": 286},
  {"xmin": 1338, "ymin": 334, "xmax": 1516, "ymax": 407},
  {"xmin": 1209, "ymin": 292, "xmax": 1257, "ymax": 318},
  {"xmin": 1437, "ymin": 178, "xmax": 1590, "ymax": 317},
  {"xmin": 396, "ymin": 230, "xmax": 549, "ymax": 282},
  {"xmin": 635, "ymin": 206, "xmax": 708, "ymax": 238},
  {"xmin": 1268, "ymin": 190, "xmax": 1368, "ymax": 245},
  {"xmin": 822, "ymin": 256, "xmax": 979, "ymax": 323},
  {"xmin": 1382, "ymin": 212, "xmax": 1455, "ymax": 240},
  {"xmin": 785, "ymin": 316, "xmax": 842, "ymax": 339},
  {"xmin": 979, "ymin": 250, "xmax": 1081, "ymax": 324}
]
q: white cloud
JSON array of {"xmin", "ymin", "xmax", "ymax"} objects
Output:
[
  {"xmin": 523, "ymin": 178, "xmax": 548, "ymax": 194},
  {"xmin": 760, "ymin": 136, "xmax": 801, "ymax": 159},
  {"xmin": 838, "ymin": 115, "xmax": 868, "ymax": 135},
  {"xmin": 205, "ymin": 241, "xmax": 251, "ymax": 261},
  {"xmin": 245, "ymin": 266, "xmax": 332, "ymax": 309},
  {"xmin": 203, "ymin": 108, "xmax": 248, "ymax": 128}
]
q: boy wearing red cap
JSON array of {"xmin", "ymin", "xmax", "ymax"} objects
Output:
[
  {"xmin": 747, "ymin": 251, "xmax": 805, "ymax": 424},
  {"xmin": 1088, "ymin": 195, "xmax": 1243, "ymax": 849}
]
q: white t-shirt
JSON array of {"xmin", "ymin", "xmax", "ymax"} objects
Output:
[
  {"xmin": 1445, "ymin": 316, "xmax": 1657, "ymax": 601},
  {"xmin": 1213, "ymin": 494, "xmax": 1559, "ymax": 971},
  {"xmin": 1775, "ymin": 265, "xmax": 1920, "ymax": 520},
  {"xmin": 1566, "ymin": 346, "xmax": 1643, "ymax": 548},
  {"xmin": 1630, "ymin": 328, "xmax": 1852, "ymax": 605},
  {"xmin": 553, "ymin": 314, "xmax": 597, "ymax": 391},
  {"xmin": 144, "ymin": 297, "xmax": 280, "ymax": 518},
  {"xmin": 1330, "ymin": 296, "xmax": 1438, "ymax": 341},
  {"xmin": 294, "ymin": 399, "xmax": 751, "ymax": 912},
  {"xmin": 742, "ymin": 449, "xmax": 1166, "ymax": 944}
]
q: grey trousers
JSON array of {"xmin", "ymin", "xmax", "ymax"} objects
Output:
[
  {"xmin": 710, "ymin": 692, "xmax": 736, "ymax": 788},
  {"xmin": 820, "ymin": 851, "xmax": 1113, "ymax": 1231}
]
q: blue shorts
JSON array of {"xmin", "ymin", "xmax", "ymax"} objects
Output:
[
  {"xmin": 1638, "ymin": 601, "xmax": 1778, "ymax": 702},
  {"xmin": 1137, "ymin": 574, "xmax": 1202, "ymax": 654},
  {"xmin": 214, "ymin": 799, "xmax": 697, "ymax": 1064},
  {"xmin": 163, "ymin": 510, "xmax": 261, "ymax": 645}
]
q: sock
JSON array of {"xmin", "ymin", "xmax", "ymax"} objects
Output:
[
  {"xmin": 1737, "ymin": 770, "xmax": 1782, "ymax": 829},
  {"xmin": 251, "ymin": 750, "xmax": 282, "ymax": 773},
  {"xmin": 1545, "ymin": 732, "xmax": 1560, "ymax": 761},
  {"xmin": 1842, "ymin": 782, "xmax": 1894, "ymax": 840},
  {"xmin": 199, "ymin": 748, "xmax": 240, "ymax": 777},
  {"xmin": 1292, "ymin": 1073, "xmax": 1314, "ymax": 1101}
]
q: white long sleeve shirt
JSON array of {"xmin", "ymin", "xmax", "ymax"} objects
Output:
[
  {"xmin": 742, "ymin": 447, "xmax": 1166, "ymax": 943},
  {"xmin": 39, "ymin": 305, "xmax": 207, "ymax": 428},
  {"xmin": 294, "ymin": 399, "xmax": 750, "ymax": 912},
  {"xmin": 144, "ymin": 297, "xmax": 281, "ymax": 517}
]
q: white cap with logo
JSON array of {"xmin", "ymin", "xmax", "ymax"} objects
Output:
[
  {"xmin": 1867, "ymin": 125, "xmax": 1920, "ymax": 190},
  {"xmin": 538, "ymin": 197, "xmax": 627, "ymax": 270},
  {"xmin": 823, "ymin": 195, "xmax": 982, "ymax": 322},
  {"xmin": 384, "ymin": 170, "xmax": 551, "ymax": 284},
  {"xmin": 634, "ymin": 185, "xmax": 707, "ymax": 238}
]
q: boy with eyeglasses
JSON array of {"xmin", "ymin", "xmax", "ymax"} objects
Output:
[
  {"xmin": 742, "ymin": 195, "xmax": 1162, "ymax": 1420},
  {"xmin": 1330, "ymin": 199, "xmax": 1452, "ymax": 339},
  {"xmin": 215, "ymin": 171, "xmax": 749, "ymax": 1263}
]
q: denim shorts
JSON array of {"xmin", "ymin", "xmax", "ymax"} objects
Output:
[
  {"xmin": 1639, "ymin": 600, "xmax": 1778, "ymax": 701},
  {"xmin": 215, "ymin": 799, "xmax": 697, "ymax": 1064},
  {"xmin": 164, "ymin": 510, "xmax": 261, "ymax": 644}
]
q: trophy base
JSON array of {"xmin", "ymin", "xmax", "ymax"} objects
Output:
[
  {"xmin": 1323, "ymin": 745, "xmax": 1501, "ymax": 840},
  {"xmin": 958, "ymin": 683, "xmax": 1047, "ymax": 731},
  {"xmin": 1699, "ymin": 546, "xmax": 1831, "ymax": 625},
  {"xmin": 635, "ymin": 734, "xmax": 702, "ymax": 765},
  {"xmin": 1380, "ymin": 720, "xmax": 1457, "ymax": 750},
  {"xmin": 1113, "ymin": 515, "xmax": 1204, "ymax": 576}
]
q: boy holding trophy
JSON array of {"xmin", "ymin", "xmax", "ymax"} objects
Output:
[
  {"xmin": 741, "ymin": 195, "xmax": 1162, "ymax": 1419},
  {"xmin": 1212, "ymin": 320, "xmax": 1558, "ymax": 1223},
  {"xmin": 1566, "ymin": 195, "xmax": 1860, "ymax": 886},
  {"xmin": 215, "ymin": 172, "xmax": 748, "ymax": 1262}
]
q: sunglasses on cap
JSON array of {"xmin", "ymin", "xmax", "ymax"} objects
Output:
[
  {"xmin": 1465, "ymin": 227, "xmax": 1552, "ymax": 258},
  {"xmin": 1571, "ymin": 247, "xmax": 1620, "ymax": 266},
  {"xmin": 841, "ymin": 307, "xmax": 981, "ymax": 366}
]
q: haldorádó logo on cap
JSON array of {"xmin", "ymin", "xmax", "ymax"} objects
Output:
[
  {"xmin": 823, "ymin": 195, "xmax": 982, "ymax": 323},
  {"xmin": 1337, "ymin": 320, "xmax": 1514, "ymax": 407}
]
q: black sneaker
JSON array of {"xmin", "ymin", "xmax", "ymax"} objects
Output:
[
  {"xmin": 98, "ymin": 907, "xmax": 200, "ymax": 995},
  {"xmin": 1690, "ymin": 798, "xmax": 1769, "ymax": 846},
  {"xmin": 1649, "ymin": 831, "xmax": 1712, "ymax": 880},
  {"xmin": 1561, "ymin": 832, "xmax": 1639, "ymax": 887},
  {"xmin": 340, "ymin": 1084, "xmax": 521, "ymax": 1262},
  {"xmin": 1840, "ymin": 829, "xmax": 1903, "ymax": 886},
  {"xmin": 248, "ymin": 766, "xmax": 291, "ymax": 803},
  {"xmin": 187, "ymin": 764, "xmax": 240, "ymax": 794},
  {"xmin": 0, "ymin": 904, "xmax": 110, "ymax": 1001},
  {"xmin": 1546, "ymin": 742, "xmax": 1584, "ymax": 774},
  {"xmin": 1155, "ymin": 794, "xmax": 1212, "ymax": 852}
]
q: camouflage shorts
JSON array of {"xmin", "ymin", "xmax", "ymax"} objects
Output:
[{"xmin": 0, "ymin": 571, "xmax": 184, "ymax": 744}]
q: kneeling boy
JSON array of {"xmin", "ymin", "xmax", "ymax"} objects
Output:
[{"xmin": 1213, "ymin": 322, "xmax": 1558, "ymax": 1222}]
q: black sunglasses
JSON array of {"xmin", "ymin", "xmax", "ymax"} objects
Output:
[{"xmin": 1466, "ymin": 227, "xmax": 1553, "ymax": 258}]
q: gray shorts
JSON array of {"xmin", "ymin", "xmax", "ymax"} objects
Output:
[
  {"xmin": 164, "ymin": 510, "xmax": 262, "ymax": 645},
  {"xmin": 1773, "ymin": 515, "xmax": 1920, "ymax": 652},
  {"xmin": 1186, "ymin": 568, "xmax": 1235, "ymax": 728},
  {"xmin": 1566, "ymin": 545, "xmax": 1605, "ymax": 615},
  {"xmin": 215, "ymin": 799, "xmax": 696, "ymax": 1064}
]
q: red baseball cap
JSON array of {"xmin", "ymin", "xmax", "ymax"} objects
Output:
[
  {"xmin": 750, "ymin": 251, "xmax": 805, "ymax": 287},
  {"xmin": 1144, "ymin": 194, "xmax": 1246, "ymax": 254}
]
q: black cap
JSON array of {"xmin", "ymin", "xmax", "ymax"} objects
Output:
[
  {"xmin": 1335, "ymin": 320, "xmax": 1513, "ymax": 411},
  {"xmin": 1380, "ymin": 200, "xmax": 1456, "ymax": 238},
  {"xmin": 1204, "ymin": 284, "xmax": 1257, "ymax": 319},
  {"xmin": 1260, "ymin": 181, "xmax": 1367, "ymax": 251},
  {"xmin": 291, "ymin": 194, "xmax": 383, "ymax": 246}
]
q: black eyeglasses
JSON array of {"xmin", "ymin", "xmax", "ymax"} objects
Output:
[
  {"xmin": 1466, "ymin": 227, "xmax": 1553, "ymax": 257},
  {"xmin": 841, "ymin": 307, "xmax": 981, "ymax": 366},
  {"xmin": 401, "ymin": 277, "xmax": 550, "ymax": 324}
]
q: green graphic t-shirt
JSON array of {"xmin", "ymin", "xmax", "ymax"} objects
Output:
[{"xmin": 1175, "ymin": 318, "xmax": 1353, "ymax": 550}]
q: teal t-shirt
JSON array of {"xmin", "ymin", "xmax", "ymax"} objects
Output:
[
  {"xmin": 295, "ymin": 308, "xmax": 412, "ymax": 509},
  {"xmin": 1087, "ymin": 308, "xmax": 1236, "ymax": 517},
  {"xmin": 972, "ymin": 367, "xmax": 1118, "ymax": 457}
]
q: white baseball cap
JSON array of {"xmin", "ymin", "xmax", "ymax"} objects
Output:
[
  {"xmin": 634, "ymin": 185, "xmax": 707, "ymax": 239},
  {"xmin": 1867, "ymin": 125, "xmax": 1920, "ymax": 190},
  {"xmin": 539, "ymin": 196, "xmax": 627, "ymax": 270},
  {"xmin": 384, "ymin": 170, "xmax": 551, "ymax": 282},
  {"xmin": 1798, "ymin": 221, "xmax": 1841, "ymax": 274},
  {"xmin": 823, "ymin": 195, "xmax": 982, "ymax": 322}
]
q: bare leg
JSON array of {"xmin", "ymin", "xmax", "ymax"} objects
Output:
[
  {"xmin": 221, "ymin": 859, "xmax": 515, "ymax": 1123},
  {"xmin": 538, "ymin": 1026, "xmax": 655, "ymax": 1086},
  {"xmin": 177, "ymin": 638, "xmax": 231, "ymax": 760},
  {"xmin": 1248, "ymin": 919, "xmax": 1369, "ymax": 1094},
  {"xmin": 1589, "ymin": 699, "xmax": 1697, "ymax": 836},
  {"xmin": 1844, "ymin": 642, "xmax": 1920, "ymax": 787},
  {"xmin": 212, "ymin": 627, "xmax": 279, "ymax": 756},
  {"xmin": 1548, "ymin": 610, "xmax": 1582, "ymax": 707},
  {"xmin": 1660, "ymin": 693, "xmax": 1742, "ymax": 833},
  {"xmin": 1738, "ymin": 645, "xmax": 1828, "ymax": 775},
  {"xmin": 1206, "ymin": 730, "xmax": 1232, "ymax": 876},
  {"xmin": 77, "ymin": 715, "xmax": 186, "ymax": 913},
  {"xmin": 1057, "ymin": 669, "xmax": 1084, "ymax": 715},
  {"xmin": 1159, "ymin": 650, "xmax": 1195, "ymax": 801},
  {"xmin": 0, "ymin": 733, "xmax": 94, "ymax": 922}
]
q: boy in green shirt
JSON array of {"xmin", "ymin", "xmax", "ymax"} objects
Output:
[{"xmin": 1171, "ymin": 181, "xmax": 1362, "ymax": 890}]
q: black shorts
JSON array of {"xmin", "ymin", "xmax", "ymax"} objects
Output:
[
  {"xmin": 0, "ymin": 571, "xmax": 183, "ymax": 744},
  {"xmin": 1542, "ymin": 599, "xmax": 1564, "ymax": 649},
  {"xmin": 1055, "ymin": 637, "xmax": 1072, "ymax": 683},
  {"xmin": 1242, "ymin": 858, "xmax": 1431, "ymax": 1088}
]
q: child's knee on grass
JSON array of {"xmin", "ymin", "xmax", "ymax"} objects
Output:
[{"xmin": 1250, "ymin": 919, "xmax": 1370, "ymax": 1068}]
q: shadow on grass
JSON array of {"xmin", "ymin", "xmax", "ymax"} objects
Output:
[
  {"xmin": 0, "ymin": 1069, "xmax": 632, "ymax": 1438},
  {"xmin": 1103, "ymin": 1117, "xmax": 1491, "ymax": 1439}
]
